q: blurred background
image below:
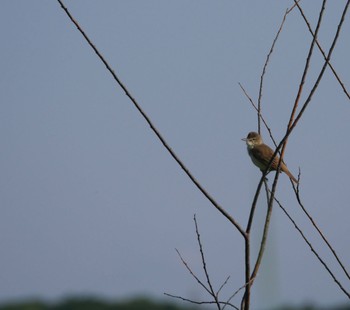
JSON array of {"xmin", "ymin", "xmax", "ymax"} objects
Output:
[{"xmin": 1, "ymin": 1, "xmax": 350, "ymax": 309}]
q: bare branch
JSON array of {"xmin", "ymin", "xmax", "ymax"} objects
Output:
[
  {"xmin": 175, "ymin": 248, "xmax": 211, "ymax": 295},
  {"xmin": 57, "ymin": 1, "xmax": 350, "ymax": 308},
  {"xmin": 292, "ymin": 183, "xmax": 350, "ymax": 281},
  {"xmin": 242, "ymin": 234, "xmax": 251, "ymax": 310},
  {"xmin": 239, "ymin": 83, "xmax": 277, "ymax": 148},
  {"xmin": 273, "ymin": 194, "xmax": 350, "ymax": 298},
  {"xmin": 164, "ymin": 293, "xmax": 239, "ymax": 310},
  {"xmin": 295, "ymin": 1, "xmax": 350, "ymax": 100},
  {"xmin": 280, "ymin": 0, "xmax": 327, "ymax": 164},
  {"xmin": 193, "ymin": 215, "xmax": 221, "ymax": 309},
  {"xmin": 247, "ymin": 0, "xmax": 346, "ymax": 239},
  {"xmin": 249, "ymin": 173, "xmax": 279, "ymax": 286},
  {"xmin": 56, "ymin": 0, "xmax": 246, "ymax": 238},
  {"xmin": 257, "ymin": 6, "xmax": 295, "ymax": 133},
  {"xmin": 244, "ymin": 3, "xmax": 330, "ymax": 307},
  {"xmin": 224, "ymin": 278, "xmax": 255, "ymax": 310},
  {"xmin": 217, "ymin": 276, "xmax": 231, "ymax": 296},
  {"xmin": 289, "ymin": 0, "xmax": 350, "ymax": 134}
]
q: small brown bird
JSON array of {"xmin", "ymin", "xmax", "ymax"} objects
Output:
[{"xmin": 242, "ymin": 132, "xmax": 298, "ymax": 183}]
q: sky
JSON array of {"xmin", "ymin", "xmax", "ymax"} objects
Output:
[{"xmin": 1, "ymin": 1, "xmax": 350, "ymax": 309}]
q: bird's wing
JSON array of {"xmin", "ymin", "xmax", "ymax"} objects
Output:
[{"xmin": 251, "ymin": 144, "xmax": 280, "ymax": 170}]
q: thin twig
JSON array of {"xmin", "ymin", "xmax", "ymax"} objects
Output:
[
  {"xmin": 257, "ymin": 7, "xmax": 293, "ymax": 134},
  {"xmin": 164, "ymin": 293, "xmax": 239, "ymax": 310},
  {"xmin": 224, "ymin": 278, "xmax": 255, "ymax": 310},
  {"xmin": 56, "ymin": 0, "xmax": 246, "ymax": 238},
  {"xmin": 251, "ymin": 0, "xmax": 348, "ymax": 227},
  {"xmin": 295, "ymin": 1, "xmax": 350, "ymax": 100},
  {"xmin": 239, "ymin": 83, "xmax": 277, "ymax": 148},
  {"xmin": 293, "ymin": 184, "xmax": 350, "ymax": 281},
  {"xmin": 289, "ymin": 0, "xmax": 350, "ymax": 135},
  {"xmin": 193, "ymin": 215, "xmax": 221, "ymax": 309},
  {"xmin": 217, "ymin": 276, "xmax": 231, "ymax": 296},
  {"xmin": 175, "ymin": 248, "xmax": 211, "ymax": 295},
  {"xmin": 280, "ymin": 0, "xmax": 327, "ymax": 162},
  {"xmin": 273, "ymin": 195, "xmax": 350, "ymax": 298}
]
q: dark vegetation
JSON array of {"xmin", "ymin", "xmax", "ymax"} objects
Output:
[
  {"xmin": 0, "ymin": 297, "xmax": 349, "ymax": 310},
  {"xmin": 0, "ymin": 297, "xmax": 195, "ymax": 310}
]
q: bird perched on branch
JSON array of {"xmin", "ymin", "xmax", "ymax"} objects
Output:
[{"xmin": 242, "ymin": 131, "xmax": 298, "ymax": 183}]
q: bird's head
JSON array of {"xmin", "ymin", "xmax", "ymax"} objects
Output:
[{"xmin": 241, "ymin": 132, "xmax": 263, "ymax": 148}]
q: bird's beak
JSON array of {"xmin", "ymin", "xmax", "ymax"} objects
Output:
[{"xmin": 241, "ymin": 138, "xmax": 247, "ymax": 141}]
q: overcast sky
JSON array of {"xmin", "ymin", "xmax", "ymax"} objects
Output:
[{"xmin": 1, "ymin": 1, "xmax": 350, "ymax": 309}]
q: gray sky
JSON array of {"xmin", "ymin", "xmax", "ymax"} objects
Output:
[{"xmin": 1, "ymin": 1, "xmax": 350, "ymax": 309}]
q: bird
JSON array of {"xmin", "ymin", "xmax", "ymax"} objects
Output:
[{"xmin": 242, "ymin": 131, "xmax": 298, "ymax": 183}]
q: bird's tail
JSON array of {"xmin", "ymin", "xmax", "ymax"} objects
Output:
[{"xmin": 283, "ymin": 167, "xmax": 298, "ymax": 184}]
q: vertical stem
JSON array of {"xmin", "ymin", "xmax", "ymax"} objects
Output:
[
  {"xmin": 250, "ymin": 178, "xmax": 277, "ymax": 281},
  {"xmin": 242, "ymin": 234, "xmax": 251, "ymax": 310}
]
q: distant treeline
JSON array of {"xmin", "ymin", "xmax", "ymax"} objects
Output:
[
  {"xmin": 0, "ymin": 297, "xmax": 349, "ymax": 310},
  {"xmin": 0, "ymin": 297, "xmax": 196, "ymax": 310}
]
